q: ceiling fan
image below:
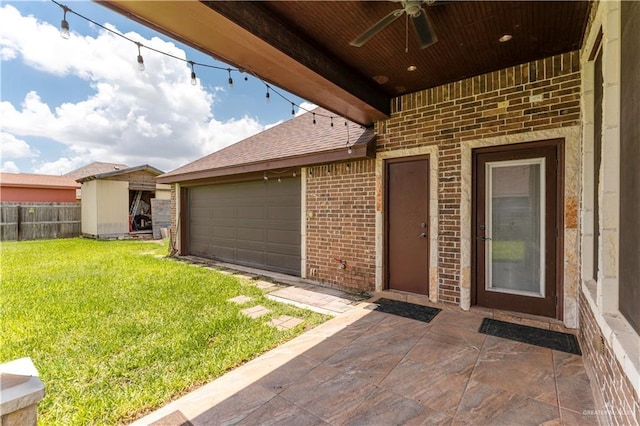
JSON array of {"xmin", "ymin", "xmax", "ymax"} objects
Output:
[{"xmin": 350, "ymin": 0, "xmax": 439, "ymax": 50}]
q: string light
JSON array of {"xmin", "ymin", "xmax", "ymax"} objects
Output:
[
  {"xmin": 278, "ymin": 177, "xmax": 281, "ymax": 183},
  {"xmin": 136, "ymin": 42, "xmax": 145, "ymax": 71},
  {"xmin": 59, "ymin": 5, "xmax": 70, "ymax": 39},
  {"xmin": 189, "ymin": 61, "xmax": 197, "ymax": 85},
  {"xmin": 312, "ymin": 113, "xmax": 316, "ymax": 125},
  {"xmin": 346, "ymin": 162, "xmax": 351, "ymax": 171},
  {"xmin": 49, "ymin": 0, "xmax": 347, "ymax": 126},
  {"xmin": 346, "ymin": 119, "xmax": 351, "ymax": 153},
  {"xmin": 293, "ymin": 172, "xmax": 297, "ymax": 178},
  {"xmin": 263, "ymin": 172, "xmax": 268, "ymax": 181}
]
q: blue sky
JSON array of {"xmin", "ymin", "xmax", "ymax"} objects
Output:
[{"xmin": 0, "ymin": 0, "xmax": 312, "ymax": 175}]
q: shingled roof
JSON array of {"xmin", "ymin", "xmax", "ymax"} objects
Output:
[
  {"xmin": 158, "ymin": 107, "xmax": 375, "ymax": 184},
  {"xmin": 64, "ymin": 162, "xmax": 130, "ymax": 180},
  {"xmin": 0, "ymin": 173, "xmax": 80, "ymax": 189},
  {"xmin": 75, "ymin": 164, "xmax": 165, "ymax": 183}
]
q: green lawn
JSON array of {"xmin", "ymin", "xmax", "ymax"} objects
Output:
[{"xmin": 0, "ymin": 238, "xmax": 328, "ymax": 425}]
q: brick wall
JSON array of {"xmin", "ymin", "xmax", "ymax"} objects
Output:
[
  {"xmin": 305, "ymin": 160, "xmax": 376, "ymax": 292},
  {"xmin": 579, "ymin": 291, "xmax": 640, "ymax": 425},
  {"xmin": 375, "ymin": 51, "xmax": 582, "ymax": 304}
]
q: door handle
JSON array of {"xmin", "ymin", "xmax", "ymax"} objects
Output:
[
  {"xmin": 477, "ymin": 236, "xmax": 492, "ymax": 241},
  {"xmin": 418, "ymin": 232, "xmax": 427, "ymax": 239}
]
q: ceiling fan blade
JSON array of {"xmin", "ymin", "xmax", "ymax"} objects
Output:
[
  {"xmin": 411, "ymin": 9, "xmax": 438, "ymax": 49},
  {"xmin": 350, "ymin": 9, "xmax": 404, "ymax": 47}
]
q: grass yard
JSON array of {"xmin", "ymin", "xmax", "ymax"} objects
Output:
[{"xmin": 0, "ymin": 238, "xmax": 329, "ymax": 425}]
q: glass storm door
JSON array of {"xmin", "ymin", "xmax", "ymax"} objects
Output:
[{"xmin": 474, "ymin": 142, "xmax": 560, "ymax": 318}]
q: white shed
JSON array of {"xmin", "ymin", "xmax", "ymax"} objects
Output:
[{"xmin": 77, "ymin": 165, "xmax": 170, "ymax": 239}]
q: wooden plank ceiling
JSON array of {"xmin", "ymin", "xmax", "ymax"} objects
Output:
[{"xmin": 101, "ymin": 1, "xmax": 591, "ymax": 126}]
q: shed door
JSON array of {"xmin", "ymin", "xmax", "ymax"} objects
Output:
[{"xmin": 187, "ymin": 177, "xmax": 301, "ymax": 275}]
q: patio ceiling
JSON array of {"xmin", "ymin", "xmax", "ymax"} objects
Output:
[{"xmin": 99, "ymin": 1, "xmax": 591, "ymax": 126}]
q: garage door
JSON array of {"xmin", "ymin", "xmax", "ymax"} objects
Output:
[{"xmin": 187, "ymin": 177, "xmax": 301, "ymax": 275}]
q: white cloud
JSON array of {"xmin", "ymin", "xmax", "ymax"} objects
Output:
[
  {"xmin": 0, "ymin": 4, "xmax": 268, "ymax": 173},
  {"xmin": 0, "ymin": 132, "xmax": 39, "ymax": 159},
  {"xmin": 32, "ymin": 157, "xmax": 87, "ymax": 175},
  {"xmin": 295, "ymin": 101, "xmax": 318, "ymax": 117},
  {"xmin": 1, "ymin": 161, "xmax": 20, "ymax": 173}
]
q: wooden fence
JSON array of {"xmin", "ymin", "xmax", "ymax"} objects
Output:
[{"xmin": 0, "ymin": 203, "xmax": 81, "ymax": 241}]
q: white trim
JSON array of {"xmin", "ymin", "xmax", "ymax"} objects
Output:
[
  {"xmin": 485, "ymin": 158, "xmax": 546, "ymax": 299},
  {"xmin": 579, "ymin": 0, "xmax": 639, "ymax": 398},
  {"xmin": 582, "ymin": 283, "xmax": 640, "ymax": 399},
  {"xmin": 375, "ymin": 146, "xmax": 439, "ymax": 302},
  {"xmin": 300, "ymin": 168, "xmax": 307, "ymax": 279}
]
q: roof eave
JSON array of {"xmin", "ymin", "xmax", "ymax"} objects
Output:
[{"xmin": 157, "ymin": 136, "xmax": 376, "ymax": 185}]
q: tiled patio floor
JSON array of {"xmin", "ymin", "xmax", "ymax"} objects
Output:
[{"xmin": 134, "ymin": 291, "xmax": 598, "ymax": 426}]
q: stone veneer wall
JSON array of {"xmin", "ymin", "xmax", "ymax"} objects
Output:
[
  {"xmin": 375, "ymin": 51, "xmax": 582, "ymax": 306},
  {"xmin": 579, "ymin": 291, "xmax": 640, "ymax": 425},
  {"xmin": 305, "ymin": 160, "xmax": 376, "ymax": 291}
]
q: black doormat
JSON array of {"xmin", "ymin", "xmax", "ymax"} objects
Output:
[
  {"xmin": 478, "ymin": 318, "xmax": 581, "ymax": 355},
  {"xmin": 373, "ymin": 298, "xmax": 441, "ymax": 323}
]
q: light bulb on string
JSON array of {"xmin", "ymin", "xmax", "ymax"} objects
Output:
[
  {"xmin": 48, "ymin": 0, "xmax": 337, "ymax": 130},
  {"xmin": 293, "ymin": 172, "xmax": 297, "ymax": 178},
  {"xmin": 136, "ymin": 42, "xmax": 145, "ymax": 71},
  {"xmin": 227, "ymin": 69, "xmax": 234, "ymax": 89},
  {"xmin": 348, "ymin": 146, "xmax": 352, "ymax": 155},
  {"xmin": 346, "ymin": 162, "xmax": 351, "ymax": 171},
  {"xmin": 189, "ymin": 61, "xmax": 197, "ymax": 86},
  {"xmin": 60, "ymin": 5, "xmax": 70, "ymax": 39}
]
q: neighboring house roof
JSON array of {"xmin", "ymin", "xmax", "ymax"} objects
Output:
[
  {"xmin": 64, "ymin": 162, "xmax": 130, "ymax": 180},
  {"xmin": 75, "ymin": 164, "xmax": 165, "ymax": 183},
  {"xmin": 158, "ymin": 107, "xmax": 375, "ymax": 184},
  {"xmin": 0, "ymin": 172, "xmax": 80, "ymax": 189}
]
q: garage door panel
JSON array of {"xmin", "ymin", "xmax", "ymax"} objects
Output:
[
  {"xmin": 268, "ymin": 178, "xmax": 299, "ymax": 194},
  {"xmin": 266, "ymin": 242, "xmax": 300, "ymax": 257},
  {"xmin": 188, "ymin": 177, "xmax": 300, "ymax": 276},
  {"xmin": 237, "ymin": 227, "xmax": 266, "ymax": 243},
  {"xmin": 266, "ymin": 219, "xmax": 300, "ymax": 232},
  {"xmin": 267, "ymin": 253, "xmax": 300, "ymax": 273},
  {"xmin": 212, "ymin": 206, "xmax": 235, "ymax": 218},
  {"xmin": 267, "ymin": 206, "xmax": 299, "ymax": 220},
  {"xmin": 235, "ymin": 238, "xmax": 266, "ymax": 251},
  {"xmin": 236, "ymin": 248, "xmax": 266, "ymax": 265},
  {"xmin": 237, "ymin": 194, "xmax": 267, "ymax": 207},
  {"xmin": 211, "ymin": 245, "xmax": 235, "ymax": 260},
  {"xmin": 267, "ymin": 229, "xmax": 300, "ymax": 245}
]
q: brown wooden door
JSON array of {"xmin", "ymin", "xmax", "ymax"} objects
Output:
[
  {"xmin": 386, "ymin": 156, "xmax": 430, "ymax": 295},
  {"xmin": 473, "ymin": 141, "xmax": 561, "ymax": 318}
]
